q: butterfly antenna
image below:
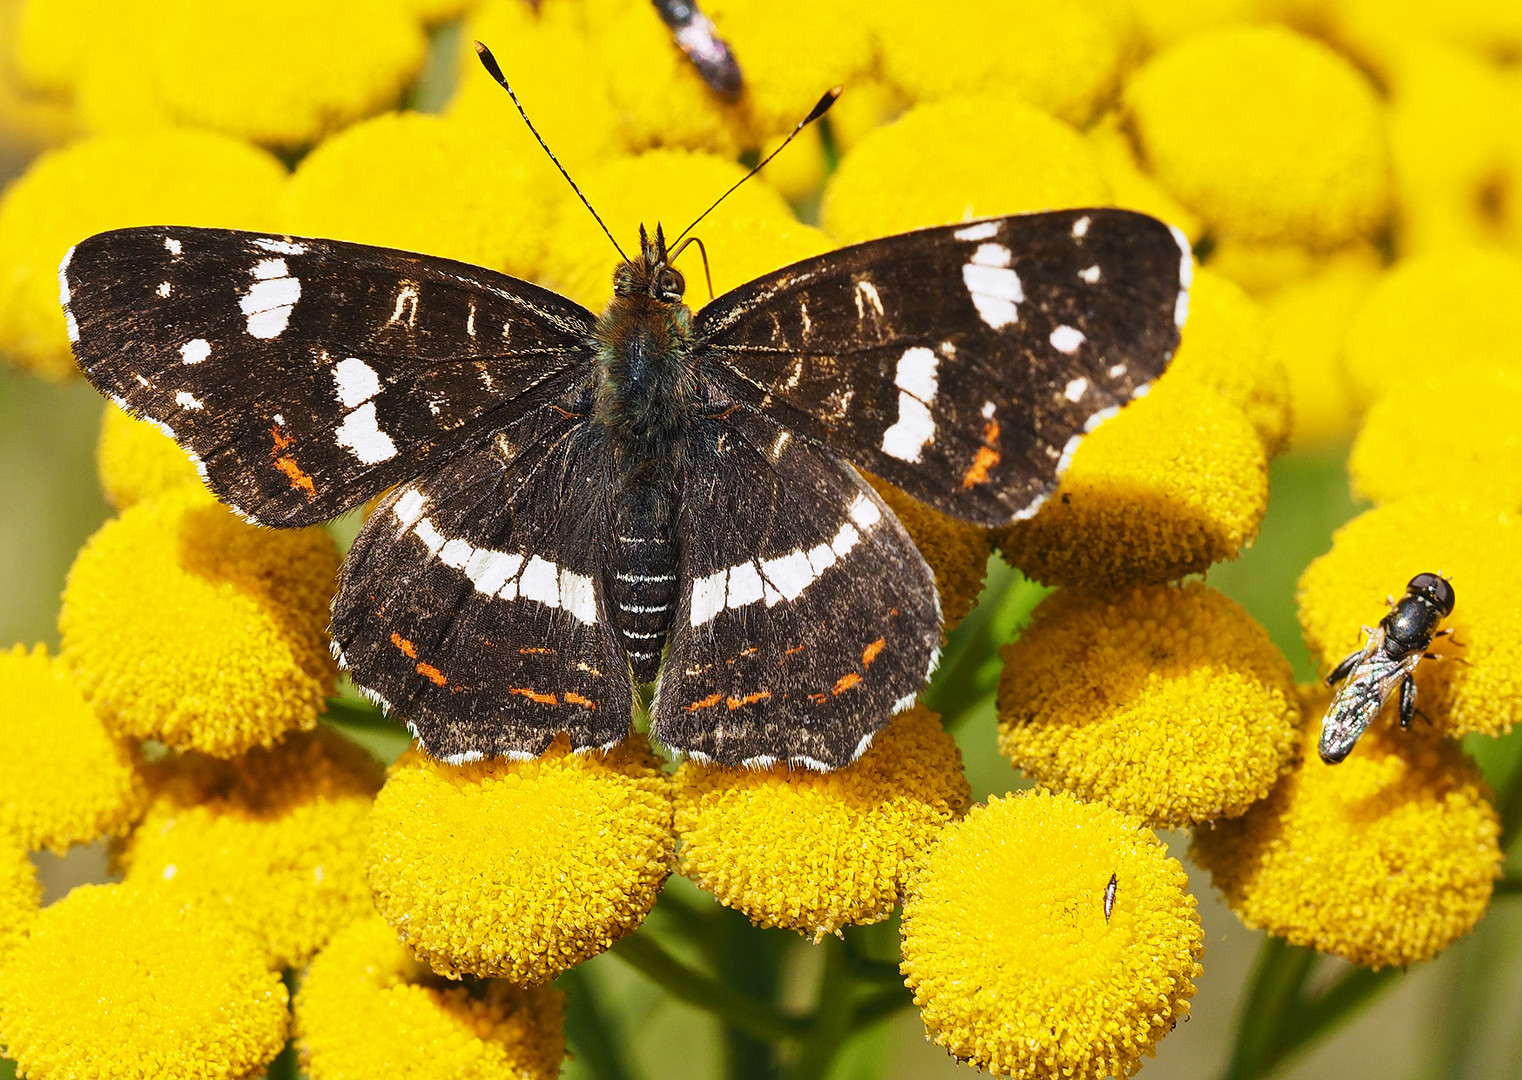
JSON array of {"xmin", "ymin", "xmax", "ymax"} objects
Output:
[
  {"xmin": 669, "ymin": 86, "xmax": 840, "ymax": 251},
  {"xmin": 474, "ymin": 41, "xmax": 629, "ymax": 263}
]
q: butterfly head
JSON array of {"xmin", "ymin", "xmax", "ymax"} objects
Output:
[{"xmin": 614, "ymin": 224, "xmax": 686, "ymax": 305}]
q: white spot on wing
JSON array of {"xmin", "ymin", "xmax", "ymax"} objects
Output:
[
  {"xmin": 894, "ymin": 346, "xmax": 939, "ymax": 404},
  {"xmin": 393, "ymin": 489, "xmax": 426, "ymax": 530},
  {"xmin": 157, "ymin": 282, "xmax": 171, "ymax": 298},
  {"xmin": 174, "ymin": 391, "xmax": 203, "ymax": 410},
  {"xmin": 413, "ymin": 517, "xmax": 446, "ymax": 556},
  {"xmin": 332, "ymin": 357, "xmax": 382, "ymax": 408},
  {"xmin": 164, "ymin": 237, "xmax": 183, "ymax": 256},
  {"xmin": 1072, "ymin": 215, "xmax": 1091, "ymax": 238},
  {"xmin": 690, "ymin": 570, "xmax": 727, "ymax": 626},
  {"xmin": 1050, "ymin": 325, "xmax": 1086, "ymax": 355},
  {"xmin": 241, "ymin": 267, "xmax": 300, "ymax": 339},
  {"xmin": 853, "ymin": 279, "xmax": 884, "ymax": 321},
  {"xmin": 759, "ymin": 550, "xmax": 816, "ymax": 603},
  {"xmin": 1171, "ymin": 224, "xmax": 1193, "ymax": 328},
  {"xmin": 848, "ymin": 493, "xmax": 882, "ymax": 529},
  {"xmin": 953, "ymin": 221, "xmax": 1000, "ymax": 242},
  {"xmin": 1063, "ymin": 376, "xmax": 1088, "ymax": 401},
  {"xmin": 253, "ymin": 237, "xmax": 308, "ymax": 256},
  {"xmin": 439, "ymin": 538, "xmax": 472, "ymax": 569},
  {"xmin": 389, "ymin": 282, "xmax": 420, "ymax": 327},
  {"xmin": 881, "ymin": 392, "xmax": 935, "ymax": 462},
  {"xmin": 962, "ymin": 244, "xmax": 1022, "ymax": 329},
  {"xmin": 519, "ymin": 556, "xmax": 560, "ymax": 608},
  {"xmin": 1079, "ymin": 264, "xmax": 1101, "ymax": 283},
  {"xmin": 334, "ymin": 402, "xmax": 397, "ymax": 464},
  {"xmin": 466, "ymin": 549, "xmax": 521, "ymax": 595},
  {"xmin": 559, "ymin": 568, "xmax": 599, "ymax": 624},
  {"xmin": 726, "ymin": 562, "xmax": 764, "ymax": 609},
  {"xmin": 58, "ymin": 246, "xmax": 79, "ymax": 341}
]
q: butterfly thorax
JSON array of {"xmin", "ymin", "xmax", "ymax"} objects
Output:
[{"xmin": 594, "ymin": 225, "xmax": 699, "ymax": 681}]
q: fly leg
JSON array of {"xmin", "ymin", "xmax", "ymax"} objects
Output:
[{"xmin": 1326, "ymin": 646, "xmax": 1364, "ymax": 687}]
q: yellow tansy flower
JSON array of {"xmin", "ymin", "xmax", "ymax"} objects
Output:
[
  {"xmin": 998, "ymin": 583, "xmax": 1300, "ymax": 827},
  {"xmin": 297, "ymin": 912, "xmax": 566, "ymax": 1080},
  {"xmin": 1297, "ymin": 500, "xmax": 1522, "ymax": 741},
  {"xmin": 997, "ymin": 379, "xmax": 1268, "ymax": 589},
  {"xmin": 673, "ymin": 705, "xmax": 969, "ymax": 939},
  {"xmin": 1191, "ymin": 695, "xmax": 1502, "ymax": 969},
  {"xmin": 97, "ymin": 403, "xmax": 206, "ymax": 510},
  {"xmin": 20, "ymin": 0, "xmax": 427, "ymax": 147},
  {"xmin": 1087, "ymin": 113, "xmax": 1204, "ymax": 245},
  {"xmin": 117, "ymin": 728, "xmax": 383, "ymax": 968},
  {"xmin": 1349, "ymin": 370, "xmax": 1522, "ymax": 508},
  {"xmin": 820, "ymin": 91, "xmax": 1109, "ymax": 245},
  {"xmin": 59, "ymin": 488, "xmax": 340, "ymax": 756},
  {"xmin": 1124, "ymin": 24, "xmax": 1390, "ymax": 247},
  {"xmin": 1202, "ymin": 235, "xmax": 1334, "ymax": 297},
  {"xmin": 1259, "ymin": 247, "xmax": 1381, "ymax": 449},
  {"xmin": 866, "ymin": 480, "xmax": 992, "ymax": 632},
  {"xmin": 1167, "ymin": 267, "xmax": 1291, "ymax": 456},
  {"xmin": 1128, "ymin": 0, "xmax": 1266, "ymax": 49},
  {"xmin": 282, "ymin": 111, "xmax": 553, "ymax": 280},
  {"xmin": 367, "ymin": 735, "xmax": 672, "ymax": 983},
  {"xmin": 871, "ymin": 0, "xmax": 1137, "ymax": 128},
  {"xmin": 539, "ymin": 148, "xmax": 830, "ymax": 313},
  {"xmin": 1342, "ymin": 247, "xmax": 1522, "ymax": 407},
  {"xmin": 0, "ymin": 883, "xmax": 289, "ymax": 1080},
  {"xmin": 901, "ymin": 789, "xmax": 1203, "ymax": 1079},
  {"xmin": 0, "ymin": 830, "xmax": 42, "ymax": 963},
  {"xmin": 0, "ymin": 644, "xmax": 147, "ymax": 854},
  {"xmin": 0, "ymin": 128, "xmax": 285, "ymax": 379},
  {"xmin": 0, "ymin": 0, "xmax": 75, "ymax": 151}
]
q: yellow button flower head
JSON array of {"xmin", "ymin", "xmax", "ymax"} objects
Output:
[
  {"xmin": 1124, "ymin": 25, "xmax": 1390, "ymax": 247},
  {"xmin": 367, "ymin": 734, "xmax": 672, "ymax": 983},
  {"xmin": 673, "ymin": 705, "xmax": 969, "ymax": 938},
  {"xmin": 117, "ymin": 728, "xmax": 383, "ymax": 968},
  {"xmin": 540, "ymin": 148, "xmax": 830, "ymax": 313},
  {"xmin": 1128, "ymin": 0, "xmax": 1266, "ymax": 49},
  {"xmin": 453, "ymin": 0, "xmax": 620, "ymax": 178},
  {"xmin": 1343, "ymin": 247, "xmax": 1522, "ymax": 407},
  {"xmin": 1298, "ymin": 500, "xmax": 1522, "ymax": 741},
  {"xmin": 1350, "ymin": 370, "xmax": 1522, "ymax": 507},
  {"xmin": 0, "ymin": 830, "xmax": 42, "ymax": 963},
  {"xmin": 1191, "ymin": 692, "xmax": 1502, "ymax": 968},
  {"xmin": 1087, "ymin": 114, "xmax": 1204, "ymax": 245},
  {"xmin": 0, "ymin": 644, "xmax": 147, "ymax": 853},
  {"xmin": 97, "ymin": 404, "xmax": 207, "ymax": 510},
  {"xmin": 0, "ymin": 128, "xmax": 285, "ymax": 379},
  {"xmin": 59, "ymin": 488, "xmax": 340, "ymax": 756},
  {"xmin": 870, "ymin": 0, "xmax": 1137, "ymax": 127},
  {"xmin": 820, "ymin": 92, "xmax": 1109, "ymax": 245},
  {"xmin": 901, "ymin": 789, "xmax": 1203, "ymax": 1079},
  {"xmin": 998, "ymin": 583, "xmax": 1300, "ymax": 827},
  {"xmin": 997, "ymin": 379, "xmax": 1268, "ymax": 589},
  {"xmin": 0, "ymin": 883, "xmax": 289, "ymax": 1080},
  {"xmin": 1166, "ymin": 267, "xmax": 1291, "ymax": 456},
  {"xmin": 866, "ymin": 480, "xmax": 992, "ymax": 632},
  {"xmin": 1260, "ymin": 247, "xmax": 1381, "ymax": 449},
  {"xmin": 283, "ymin": 111, "xmax": 554, "ymax": 281},
  {"xmin": 18, "ymin": 0, "xmax": 427, "ymax": 147},
  {"xmin": 297, "ymin": 913, "xmax": 566, "ymax": 1080}
]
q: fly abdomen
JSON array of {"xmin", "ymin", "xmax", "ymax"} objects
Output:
[{"xmin": 610, "ymin": 489, "xmax": 679, "ymax": 682}]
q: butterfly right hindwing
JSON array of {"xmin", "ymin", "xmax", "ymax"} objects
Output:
[
  {"xmin": 330, "ymin": 381, "xmax": 634, "ymax": 763},
  {"xmin": 64, "ymin": 226, "xmax": 597, "ymax": 526}
]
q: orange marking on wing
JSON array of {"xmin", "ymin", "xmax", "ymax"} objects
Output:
[
  {"xmin": 416, "ymin": 662, "xmax": 447, "ymax": 687},
  {"xmin": 961, "ymin": 419, "xmax": 1002, "ymax": 489},
  {"xmin": 274, "ymin": 454, "xmax": 317, "ymax": 498},
  {"xmin": 785, "ymin": 645, "xmax": 806, "ymax": 656},
  {"xmin": 714, "ymin": 404, "xmax": 741, "ymax": 419},
  {"xmin": 809, "ymin": 692, "xmax": 829, "ymax": 705},
  {"xmin": 726, "ymin": 691, "xmax": 771, "ymax": 710},
  {"xmin": 510, "ymin": 687, "xmax": 558, "ymax": 705},
  {"xmin": 833, "ymin": 672, "xmax": 862, "ymax": 695},
  {"xmin": 685, "ymin": 692, "xmax": 724, "ymax": 712},
  {"xmin": 389, "ymin": 633, "xmax": 418, "ymax": 659},
  {"xmin": 270, "ymin": 426, "xmax": 293, "ymax": 451},
  {"xmin": 564, "ymin": 692, "xmax": 596, "ymax": 709},
  {"xmin": 519, "ymin": 647, "xmax": 553, "ymax": 655},
  {"xmin": 862, "ymin": 638, "xmax": 886, "ymax": 667}
]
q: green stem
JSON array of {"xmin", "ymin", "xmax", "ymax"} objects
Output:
[
  {"xmin": 559, "ymin": 966, "xmax": 640, "ymax": 1080},
  {"xmin": 788, "ymin": 938, "xmax": 854, "ymax": 1080},
  {"xmin": 851, "ymin": 986, "xmax": 914, "ymax": 1030},
  {"xmin": 1265, "ymin": 965, "xmax": 1395, "ymax": 1074},
  {"xmin": 611, "ymin": 933, "xmax": 807, "ymax": 1044},
  {"xmin": 1220, "ymin": 937, "xmax": 1316, "ymax": 1080},
  {"xmin": 1497, "ymin": 762, "xmax": 1522, "ymax": 853}
]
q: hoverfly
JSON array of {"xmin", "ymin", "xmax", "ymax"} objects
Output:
[{"xmin": 1319, "ymin": 572, "xmax": 1456, "ymax": 764}]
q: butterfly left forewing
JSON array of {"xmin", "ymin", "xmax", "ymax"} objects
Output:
[
  {"xmin": 695, "ymin": 208, "xmax": 1189, "ymax": 526},
  {"xmin": 64, "ymin": 226, "xmax": 596, "ymax": 525},
  {"xmin": 654, "ymin": 406, "xmax": 939, "ymax": 769}
]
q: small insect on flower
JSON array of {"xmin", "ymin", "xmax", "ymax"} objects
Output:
[
  {"xmin": 1103, "ymin": 873, "xmax": 1118, "ymax": 923},
  {"xmin": 1320, "ymin": 572, "xmax": 1457, "ymax": 765}
]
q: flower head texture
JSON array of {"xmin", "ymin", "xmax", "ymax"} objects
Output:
[
  {"xmin": 997, "ymin": 379, "xmax": 1268, "ymax": 589},
  {"xmin": 0, "ymin": 644, "xmax": 148, "ymax": 853},
  {"xmin": 297, "ymin": 913, "xmax": 566, "ymax": 1080},
  {"xmin": 0, "ymin": 128, "xmax": 285, "ymax": 378},
  {"xmin": 96, "ymin": 403, "xmax": 207, "ymax": 510},
  {"xmin": 901, "ymin": 789, "xmax": 1203, "ymax": 1079},
  {"xmin": 117, "ymin": 728, "xmax": 384, "ymax": 968},
  {"xmin": 999, "ymin": 583, "xmax": 1301, "ymax": 827},
  {"xmin": 0, "ymin": 883, "xmax": 289, "ymax": 1080},
  {"xmin": 0, "ymin": 831, "xmax": 42, "ymax": 964},
  {"xmin": 59, "ymin": 488, "xmax": 340, "ymax": 755},
  {"xmin": 866, "ymin": 480, "xmax": 992, "ymax": 632},
  {"xmin": 674, "ymin": 705, "xmax": 969, "ymax": 938},
  {"xmin": 367, "ymin": 734, "xmax": 673, "ymax": 982},
  {"xmin": 1191, "ymin": 690, "xmax": 1503, "ymax": 968},
  {"xmin": 1298, "ymin": 500, "xmax": 1522, "ymax": 741}
]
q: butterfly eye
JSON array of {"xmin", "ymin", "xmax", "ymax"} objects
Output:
[{"xmin": 657, "ymin": 268, "xmax": 685, "ymax": 300}]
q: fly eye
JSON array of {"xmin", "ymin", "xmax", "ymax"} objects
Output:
[
  {"xmin": 657, "ymin": 268, "xmax": 684, "ymax": 298},
  {"xmin": 1409, "ymin": 572, "xmax": 1456, "ymax": 615}
]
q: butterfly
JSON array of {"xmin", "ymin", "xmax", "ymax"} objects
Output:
[{"xmin": 61, "ymin": 164, "xmax": 1189, "ymax": 772}]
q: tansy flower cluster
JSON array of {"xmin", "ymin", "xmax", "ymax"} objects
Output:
[{"xmin": 0, "ymin": 1, "xmax": 1519, "ymax": 1079}]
